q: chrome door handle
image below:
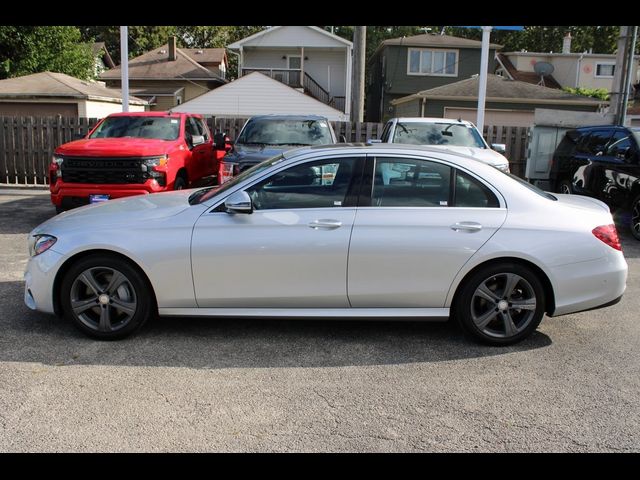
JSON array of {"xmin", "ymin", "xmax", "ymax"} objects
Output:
[
  {"xmin": 308, "ymin": 219, "xmax": 342, "ymax": 230},
  {"xmin": 450, "ymin": 222, "xmax": 483, "ymax": 232}
]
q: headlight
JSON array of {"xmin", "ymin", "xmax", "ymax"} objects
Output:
[
  {"xmin": 29, "ymin": 235, "xmax": 57, "ymax": 257},
  {"xmin": 143, "ymin": 156, "xmax": 169, "ymax": 169},
  {"xmin": 52, "ymin": 156, "xmax": 64, "ymax": 178}
]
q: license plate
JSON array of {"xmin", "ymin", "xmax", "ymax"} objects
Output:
[{"xmin": 89, "ymin": 194, "xmax": 110, "ymax": 204}]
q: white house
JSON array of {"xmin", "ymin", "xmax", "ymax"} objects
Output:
[
  {"xmin": 227, "ymin": 26, "xmax": 352, "ymax": 117},
  {"xmin": 171, "ymin": 72, "xmax": 347, "ymax": 121}
]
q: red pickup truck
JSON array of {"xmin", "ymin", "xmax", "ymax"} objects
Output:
[{"xmin": 50, "ymin": 111, "xmax": 227, "ymax": 213}]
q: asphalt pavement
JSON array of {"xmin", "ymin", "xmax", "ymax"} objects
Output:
[{"xmin": 0, "ymin": 188, "xmax": 638, "ymax": 452}]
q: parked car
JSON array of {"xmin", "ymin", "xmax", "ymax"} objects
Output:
[
  {"xmin": 25, "ymin": 144, "xmax": 627, "ymax": 345},
  {"xmin": 217, "ymin": 115, "xmax": 337, "ymax": 183},
  {"xmin": 549, "ymin": 125, "xmax": 640, "ymax": 239},
  {"xmin": 50, "ymin": 111, "xmax": 225, "ymax": 213},
  {"xmin": 379, "ymin": 117, "xmax": 510, "ymax": 172}
]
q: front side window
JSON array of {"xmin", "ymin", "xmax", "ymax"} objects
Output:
[
  {"xmin": 246, "ymin": 157, "xmax": 357, "ymax": 210},
  {"xmin": 606, "ymin": 131, "xmax": 635, "ymax": 160},
  {"xmin": 407, "ymin": 48, "xmax": 458, "ymax": 76},
  {"xmin": 89, "ymin": 116, "xmax": 180, "ymax": 140},
  {"xmin": 578, "ymin": 130, "xmax": 613, "ymax": 155},
  {"xmin": 392, "ymin": 122, "xmax": 486, "ymax": 148}
]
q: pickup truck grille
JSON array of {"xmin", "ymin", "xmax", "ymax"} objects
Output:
[{"xmin": 61, "ymin": 156, "xmax": 149, "ymax": 184}]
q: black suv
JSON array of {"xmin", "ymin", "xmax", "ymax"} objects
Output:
[{"xmin": 549, "ymin": 125, "xmax": 640, "ymax": 239}]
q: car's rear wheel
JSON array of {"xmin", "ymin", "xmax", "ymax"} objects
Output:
[
  {"xmin": 455, "ymin": 262, "xmax": 546, "ymax": 346},
  {"xmin": 631, "ymin": 195, "xmax": 640, "ymax": 240},
  {"xmin": 60, "ymin": 254, "xmax": 153, "ymax": 340},
  {"xmin": 557, "ymin": 179, "xmax": 573, "ymax": 194}
]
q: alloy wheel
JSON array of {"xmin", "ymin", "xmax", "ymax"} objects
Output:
[
  {"xmin": 70, "ymin": 267, "xmax": 138, "ymax": 333},
  {"xmin": 470, "ymin": 273, "xmax": 537, "ymax": 339}
]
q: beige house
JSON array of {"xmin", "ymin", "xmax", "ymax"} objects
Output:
[
  {"xmin": 0, "ymin": 71, "xmax": 146, "ymax": 117},
  {"xmin": 100, "ymin": 37, "xmax": 227, "ymax": 111}
]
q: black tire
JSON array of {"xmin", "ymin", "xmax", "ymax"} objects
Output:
[
  {"xmin": 174, "ymin": 174, "xmax": 188, "ymax": 190},
  {"xmin": 557, "ymin": 179, "xmax": 573, "ymax": 194},
  {"xmin": 55, "ymin": 206, "xmax": 64, "ymax": 214},
  {"xmin": 60, "ymin": 253, "xmax": 154, "ymax": 340},
  {"xmin": 630, "ymin": 195, "xmax": 640, "ymax": 241},
  {"xmin": 455, "ymin": 262, "xmax": 546, "ymax": 346}
]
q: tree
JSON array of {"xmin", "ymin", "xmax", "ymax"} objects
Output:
[{"xmin": 0, "ymin": 26, "xmax": 94, "ymax": 80}]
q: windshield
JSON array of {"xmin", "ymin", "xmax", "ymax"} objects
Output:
[
  {"xmin": 89, "ymin": 116, "xmax": 180, "ymax": 140},
  {"xmin": 189, "ymin": 155, "xmax": 287, "ymax": 205},
  {"xmin": 236, "ymin": 118, "xmax": 333, "ymax": 146},
  {"xmin": 504, "ymin": 172, "xmax": 557, "ymax": 201},
  {"xmin": 393, "ymin": 122, "xmax": 486, "ymax": 148}
]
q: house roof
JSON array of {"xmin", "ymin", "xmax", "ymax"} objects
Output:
[
  {"xmin": 391, "ymin": 74, "xmax": 606, "ymax": 106},
  {"xmin": 496, "ymin": 53, "xmax": 562, "ymax": 89},
  {"xmin": 90, "ymin": 42, "xmax": 116, "ymax": 69},
  {"xmin": 99, "ymin": 44, "xmax": 226, "ymax": 82},
  {"xmin": 0, "ymin": 71, "xmax": 146, "ymax": 104},
  {"xmin": 228, "ymin": 26, "xmax": 352, "ymax": 49},
  {"xmin": 182, "ymin": 48, "xmax": 227, "ymax": 64},
  {"xmin": 380, "ymin": 33, "xmax": 502, "ymax": 50},
  {"xmin": 171, "ymin": 71, "xmax": 347, "ymax": 121}
]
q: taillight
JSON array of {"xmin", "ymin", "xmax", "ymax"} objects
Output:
[{"xmin": 592, "ymin": 224, "xmax": 622, "ymax": 251}]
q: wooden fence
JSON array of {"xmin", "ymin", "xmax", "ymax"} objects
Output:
[{"xmin": 0, "ymin": 116, "xmax": 530, "ymax": 186}]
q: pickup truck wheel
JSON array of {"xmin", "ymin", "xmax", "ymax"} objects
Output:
[
  {"xmin": 174, "ymin": 175, "xmax": 187, "ymax": 190},
  {"xmin": 60, "ymin": 254, "xmax": 153, "ymax": 340},
  {"xmin": 631, "ymin": 195, "xmax": 640, "ymax": 240},
  {"xmin": 557, "ymin": 179, "xmax": 573, "ymax": 194}
]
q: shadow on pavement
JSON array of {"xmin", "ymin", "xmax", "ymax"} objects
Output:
[
  {"xmin": 1, "ymin": 280, "xmax": 551, "ymax": 370},
  {"xmin": 0, "ymin": 195, "xmax": 55, "ymax": 235}
]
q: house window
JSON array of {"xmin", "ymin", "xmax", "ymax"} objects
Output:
[
  {"xmin": 407, "ymin": 48, "xmax": 458, "ymax": 76},
  {"xmin": 595, "ymin": 63, "xmax": 615, "ymax": 78}
]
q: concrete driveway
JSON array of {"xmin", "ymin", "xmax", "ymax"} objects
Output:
[{"xmin": 0, "ymin": 188, "xmax": 638, "ymax": 452}]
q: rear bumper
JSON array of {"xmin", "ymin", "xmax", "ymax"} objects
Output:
[
  {"xmin": 50, "ymin": 180, "xmax": 166, "ymax": 206},
  {"xmin": 549, "ymin": 252, "xmax": 628, "ymax": 317}
]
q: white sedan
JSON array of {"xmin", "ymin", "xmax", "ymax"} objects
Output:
[{"xmin": 24, "ymin": 144, "xmax": 627, "ymax": 345}]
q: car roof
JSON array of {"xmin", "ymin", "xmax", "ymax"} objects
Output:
[
  {"xmin": 392, "ymin": 117, "xmax": 475, "ymax": 126},
  {"xmin": 107, "ymin": 111, "xmax": 191, "ymax": 118},
  {"xmin": 248, "ymin": 114, "xmax": 330, "ymax": 121}
]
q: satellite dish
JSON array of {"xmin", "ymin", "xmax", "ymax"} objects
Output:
[{"xmin": 534, "ymin": 62, "xmax": 555, "ymax": 86}]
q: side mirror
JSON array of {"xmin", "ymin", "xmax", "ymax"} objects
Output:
[
  {"xmin": 491, "ymin": 143, "xmax": 506, "ymax": 154},
  {"xmin": 224, "ymin": 191, "xmax": 252, "ymax": 214},
  {"xmin": 191, "ymin": 135, "xmax": 205, "ymax": 147},
  {"xmin": 214, "ymin": 132, "xmax": 227, "ymax": 150},
  {"xmin": 340, "ymin": 135, "xmax": 347, "ymax": 143}
]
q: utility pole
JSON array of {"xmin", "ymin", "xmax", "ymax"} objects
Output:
[
  {"xmin": 476, "ymin": 26, "xmax": 492, "ymax": 132},
  {"xmin": 120, "ymin": 26, "xmax": 129, "ymax": 112},
  {"xmin": 611, "ymin": 26, "xmax": 630, "ymax": 125},
  {"xmin": 351, "ymin": 26, "xmax": 366, "ymax": 122},
  {"xmin": 620, "ymin": 26, "xmax": 638, "ymax": 127}
]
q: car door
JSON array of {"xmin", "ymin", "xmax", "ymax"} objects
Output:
[
  {"xmin": 347, "ymin": 155, "xmax": 507, "ymax": 308},
  {"xmin": 571, "ymin": 129, "xmax": 613, "ymax": 199},
  {"xmin": 194, "ymin": 116, "xmax": 217, "ymax": 177},
  {"xmin": 185, "ymin": 116, "xmax": 209, "ymax": 180},
  {"xmin": 191, "ymin": 155, "xmax": 364, "ymax": 308}
]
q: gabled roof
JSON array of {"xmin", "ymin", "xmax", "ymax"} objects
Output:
[
  {"xmin": 99, "ymin": 44, "xmax": 226, "ymax": 82},
  {"xmin": 228, "ymin": 26, "xmax": 352, "ymax": 49},
  {"xmin": 89, "ymin": 42, "xmax": 116, "ymax": 69},
  {"xmin": 496, "ymin": 53, "xmax": 562, "ymax": 89},
  {"xmin": 182, "ymin": 48, "xmax": 227, "ymax": 64},
  {"xmin": 380, "ymin": 33, "xmax": 502, "ymax": 50},
  {"xmin": 171, "ymin": 72, "xmax": 347, "ymax": 121},
  {"xmin": 0, "ymin": 71, "xmax": 146, "ymax": 104},
  {"xmin": 392, "ymin": 74, "xmax": 605, "ymax": 106}
]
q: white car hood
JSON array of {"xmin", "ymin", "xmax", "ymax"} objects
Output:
[
  {"xmin": 32, "ymin": 190, "xmax": 197, "ymax": 235},
  {"xmin": 429, "ymin": 146, "xmax": 509, "ymax": 168}
]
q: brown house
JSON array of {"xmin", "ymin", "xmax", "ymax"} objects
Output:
[{"xmin": 100, "ymin": 37, "xmax": 228, "ymax": 111}]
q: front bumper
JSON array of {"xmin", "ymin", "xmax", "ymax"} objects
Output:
[
  {"xmin": 50, "ymin": 180, "xmax": 166, "ymax": 207},
  {"xmin": 24, "ymin": 249, "xmax": 64, "ymax": 315}
]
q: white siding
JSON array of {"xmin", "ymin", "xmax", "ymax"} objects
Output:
[
  {"xmin": 239, "ymin": 26, "xmax": 350, "ymax": 48},
  {"xmin": 82, "ymin": 100, "xmax": 145, "ymax": 119},
  {"xmin": 171, "ymin": 72, "xmax": 347, "ymax": 121}
]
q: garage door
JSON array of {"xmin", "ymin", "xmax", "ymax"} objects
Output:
[
  {"xmin": 0, "ymin": 102, "xmax": 78, "ymax": 117},
  {"xmin": 444, "ymin": 108, "xmax": 534, "ymax": 127}
]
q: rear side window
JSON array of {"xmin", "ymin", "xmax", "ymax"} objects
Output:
[
  {"xmin": 554, "ymin": 131, "xmax": 579, "ymax": 156},
  {"xmin": 606, "ymin": 130, "xmax": 634, "ymax": 160},
  {"xmin": 454, "ymin": 170, "xmax": 499, "ymax": 208},
  {"xmin": 577, "ymin": 130, "xmax": 613, "ymax": 155}
]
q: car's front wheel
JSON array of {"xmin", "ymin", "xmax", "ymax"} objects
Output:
[
  {"xmin": 455, "ymin": 262, "xmax": 546, "ymax": 346},
  {"xmin": 557, "ymin": 179, "xmax": 573, "ymax": 194},
  {"xmin": 60, "ymin": 254, "xmax": 154, "ymax": 340}
]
